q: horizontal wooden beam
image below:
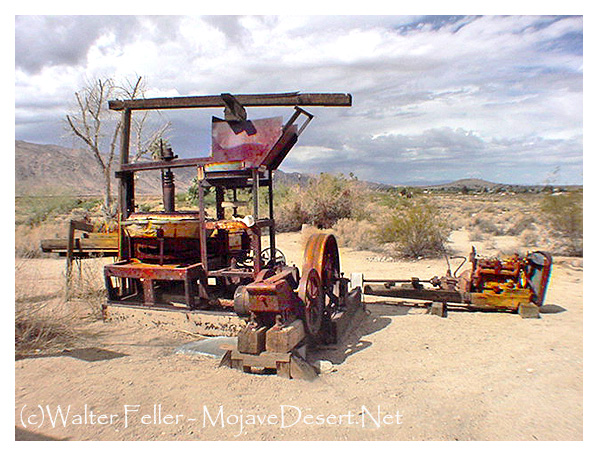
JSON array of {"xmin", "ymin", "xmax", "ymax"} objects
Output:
[
  {"xmin": 108, "ymin": 92, "xmax": 352, "ymax": 111},
  {"xmin": 116, "ymin": 157, "xmax": 213, "ymax": 174}
]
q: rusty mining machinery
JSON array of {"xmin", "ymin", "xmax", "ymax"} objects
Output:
[
  {"xmin": 354, "ymin": 247, "xmax": 552, "ymax": 319},
  {"xmin": 102, "ymin": 92, "xmax": 362, "ymax": 378}
]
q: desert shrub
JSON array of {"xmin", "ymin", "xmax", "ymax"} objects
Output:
[
  {"xmin": 67, "ymin": 260, "xmax": 106, "ymax": 319},
  {"xmin": 469, "ymin": 228, "xmax": 485, "ymax": 242},
  {"xmin": 15, "ymin": 260, "xmax": 76, "ymax": 355},
  {"xmin": 377, "ymin": 201, "xmax": 450, "ymax": 258},
  {"xmin": 276, "ymin": 173, "xmax": 367, "ymax": 232},
  {"xmin": 373, "ymin": 188, "xmax": 414, "ymax": 210},
  {"xmin": 506, "ymin": 216, "xmax": 536, "ymax": 236},
  {"xmin": 540, "ymin": 192, "xmax": 583, "ymax": 256},
  {"xmin": 520, "ymin": 228, "xmax": 539, "ymax": 247},
  {"xmin": 277, "ymin": 198, "xmax": 309, "ymax": 232},
  {"xmin": 333, "ymin": 218, "xmax": 378, "ymax": 251},
  {"xmin": 15, "ymin": 222, "xmax": 64, "ymax": 258},
  {"xmin": 15, "ymin": 303, "xmax": 75, "ymax": 355},
  {"xmin": 17, "ymin": 196, "xmax": 100, "ymax": 227},
  {"xmin": 472, "ymin": 217, "xmax": 503, "ymax": 235},
  {"xmin": 186, "ymin": 178, "xmax": 216, "ymax": 207}
]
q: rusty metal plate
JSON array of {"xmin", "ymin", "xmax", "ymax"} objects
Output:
[{"xmin": 211, "ymin": 117, "xmax": 282, "ymax": 163}]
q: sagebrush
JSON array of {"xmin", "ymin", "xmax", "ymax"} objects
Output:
[{"xmin": 377, "ymin": 201, "xmax": 450, "ymax": 258}]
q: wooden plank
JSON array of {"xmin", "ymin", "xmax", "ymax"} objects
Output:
[
  {"xmin": 363, "ymin": 284, "xmax": 464, "ymax": 304},
  {"xmin": 229, "ymin": 349, "xmax": 291, "ymax": 370},
  {"xmin": 237, "ymin": 325, "xmax": 267, "ymax": 355},
  {"xmin": 429, "ymin": 302, "xmax": 448, "ymax": 318},
  {"xmin": 118, "ymin": 157, "xmax": 212, "ymax": 173},
  {"xmin": 41, "ymin": 237, "xmax": 119, "ymax": 252},
  {"xmin": 109, "ymin": 93, "xmax": 352, "ymax": 111},
  {"xmin": 518, "ymin": 303, "xmax": 540, "ymax": 319},
  {"xmin": 102, "ymin": 304, "xmax": 245, "ymax": 336},
  {"xmin": 265, "ymin": 319, "xmax": 305, "ymax": 353},
  {"xmin": 290, "ymin": 355, "xmax": 318, "ymax": 381},
  {"xmin": 276, "ymin": 360, "xmax": 291, "ymax": 379}
]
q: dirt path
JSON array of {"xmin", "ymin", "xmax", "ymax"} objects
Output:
[{"xmin": 15, "ymin": 232, "xmax": 583, "ymax": 441}]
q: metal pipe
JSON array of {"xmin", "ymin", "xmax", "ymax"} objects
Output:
[
  {"xmin": 362, "ymin": 279, "xmax": 433, "ymax": 284},
  {"xmin": 252, "ymin": 169, "xmax": 259, "ymax": 219},
  {"xmin": 162, "ymin": 169, "xmax": 175, "ymax": 212}
]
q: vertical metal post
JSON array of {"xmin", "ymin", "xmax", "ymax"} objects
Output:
[
  {"xmin": 65, "ymin": 220, "xmax": 76, "ymax": 300},
  {"xmin": 161, "ymin": 169, "xmax": 175, "ymax": 212},
  {"xmin": 268, "ymin": 169, "xmax": 276, "ymax": 262},
  {"xmin": 252, "ymin": 169, "xmax": 259, "ymax": 219},
  {"xmin": 215, "ymin": 186, "xmax": 225, "ymax": 220},
  {"xmin": 118, "ymin": 108, "xmax": 132, "ymax": 260},
  {"xmin": 197, "ymin": 167, "xmax": 208, "ymax": 270}
]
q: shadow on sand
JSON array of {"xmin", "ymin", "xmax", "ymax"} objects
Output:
[
  {"xmin": 15, "ymin": 427, "xmax": 67, "ymax": 441},
  {"xmin": 15, "ymin": 347, "xmax": 128, "ymax": 362},
  {"xmin": 311, "ymin": 301, "xmax": 426, "ymax": 365}
]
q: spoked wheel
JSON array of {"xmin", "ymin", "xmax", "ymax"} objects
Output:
[
  {"xmin": 260, "ymin": 247, "xmax": 286, "ymax": 268},
  {"xmin": 301, "ymin": 233, "xmax": 341, "ymax": 336},
  {"xmin": 297, "ymin": 268, "xmax": 324, "ymax": 337}
]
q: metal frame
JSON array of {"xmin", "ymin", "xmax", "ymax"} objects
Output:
[{"xmin": 104, "ymin": 92, "xmax": 351, "ymax": 311}]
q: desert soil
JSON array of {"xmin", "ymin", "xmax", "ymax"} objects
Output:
[{"xmin": 14, "ymin": 230, "xmax": 583, "ymax": 441}]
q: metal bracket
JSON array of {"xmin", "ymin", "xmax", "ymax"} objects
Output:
[
  {"xmin": 283, "ymin": 106, "xmax": 314, "ymax": 136},
  {"xmin": 221, "ymin": 93, "xmax": 247, "ymax": 121}
]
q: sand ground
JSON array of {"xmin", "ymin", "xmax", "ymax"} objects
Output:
[{"xmin": 14, "ymin": 231, "xmax": 583, "ymax": 441}]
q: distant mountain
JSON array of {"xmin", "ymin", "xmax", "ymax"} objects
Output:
[
  {"xmin": 15, "ymin": 141, "xmax": 314, "ymax": 197},
  {"xmin": 18, "ymin": 140, "xmax": 572, "ymax": 198},
  {"xmin": 15, "ymin": 140, "xmax": 195, "ymax": 197},
  {"xmin": 426, "ymin": 178, "xmax": 501, "ymax": 189},
  {"xmin": 272, "ymin": 170, "xmax": 312, "ymax": 188}
]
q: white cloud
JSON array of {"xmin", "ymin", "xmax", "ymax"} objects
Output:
[{"xmin": 14, "ymin": 15, "xmax": 583, "ymax": 185}]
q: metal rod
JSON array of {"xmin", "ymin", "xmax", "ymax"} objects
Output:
[
  {"xmin": 197, "ymin": 168, "xmax": 208, "ymax": 269},
  {"xmin": 363, "ymin": 279, "xmax": 433, "ymax": 284},
  {"xmin": 252, "ymin": 169, "xmax": 259, "ymax": 219},
  {"xmin": 268, "ymin": 169, "xmax": 276, "ymax": 262}
]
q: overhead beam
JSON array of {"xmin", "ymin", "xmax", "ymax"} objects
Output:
[{"xmin": 108, "ymin": 92, "xmax": 352, "ymax": 111}]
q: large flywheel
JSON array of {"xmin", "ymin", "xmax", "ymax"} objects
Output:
[
  {"xmin": 299, "ymin": 233, "xmax": 341, "ymax": 337},
  {"xmin": 297, "ymin": 268, "xmax": 324, "ymax": 337}
]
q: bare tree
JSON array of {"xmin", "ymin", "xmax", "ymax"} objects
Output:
[{"xmin": 65, "ymin": 76, "xmax": 170, "ymax": 219}]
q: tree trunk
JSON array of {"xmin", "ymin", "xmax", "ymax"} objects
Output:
[{"xmin": 103, "ymin": 167, "xmax": 113, "ymax": 219}]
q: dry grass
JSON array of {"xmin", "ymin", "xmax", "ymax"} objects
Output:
[
  {"xmin": 15, "ymin": 223, "xmax": 63, "ymax": 258},
  {"xmin": 333, "ymin": 218, "xmax": 379, "ymax": 251},
  {"xmin": 15, "ymin": 259, "xmax": 77, "ymax": 357},
  {"xmin": 66, "ymin": 259, "xmax": 107, "ymax": 319},
  {"xmin": 15, "ymin": 302, "xmax": 77, "ymax": 356},
  {"xmin": 14, "ymin": 256, "xmax": 108, "ymax": 358}
]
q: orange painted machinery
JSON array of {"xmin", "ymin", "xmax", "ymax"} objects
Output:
[{"xmin": 360, "ymin": 247, "xmax": 552, "ymax": 317}]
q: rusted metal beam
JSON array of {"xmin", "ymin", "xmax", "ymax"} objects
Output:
[
  {"xmin": 363, "ymin": 284, "xmax": 464, "ymax": 304},
  {"xmin": 108, "ymin": 92, "xmax": 352, "ymax": 111},
  {"xmin": 116, "ymin": 157, "xmax": 212, "ymax": 174}
]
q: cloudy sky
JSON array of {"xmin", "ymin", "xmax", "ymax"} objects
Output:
[{"xmin": 14, "ymin": 14, "xmax": 584, "ymax": 186}]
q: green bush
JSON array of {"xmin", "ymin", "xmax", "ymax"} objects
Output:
[
  {"xmin": 540, "ymin": 192, "xmax": 583, "ymax": 256},
  {"xmin": 377, "ymin": 201, "xmax": 450, "ymax": 258},
  {"xmin": 275, "ymin": 173, "xmax": 366, "ymax": 232},
  {"xmin": 17, "ymin": 196, "xmax": 102, "ymax": 227}
]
